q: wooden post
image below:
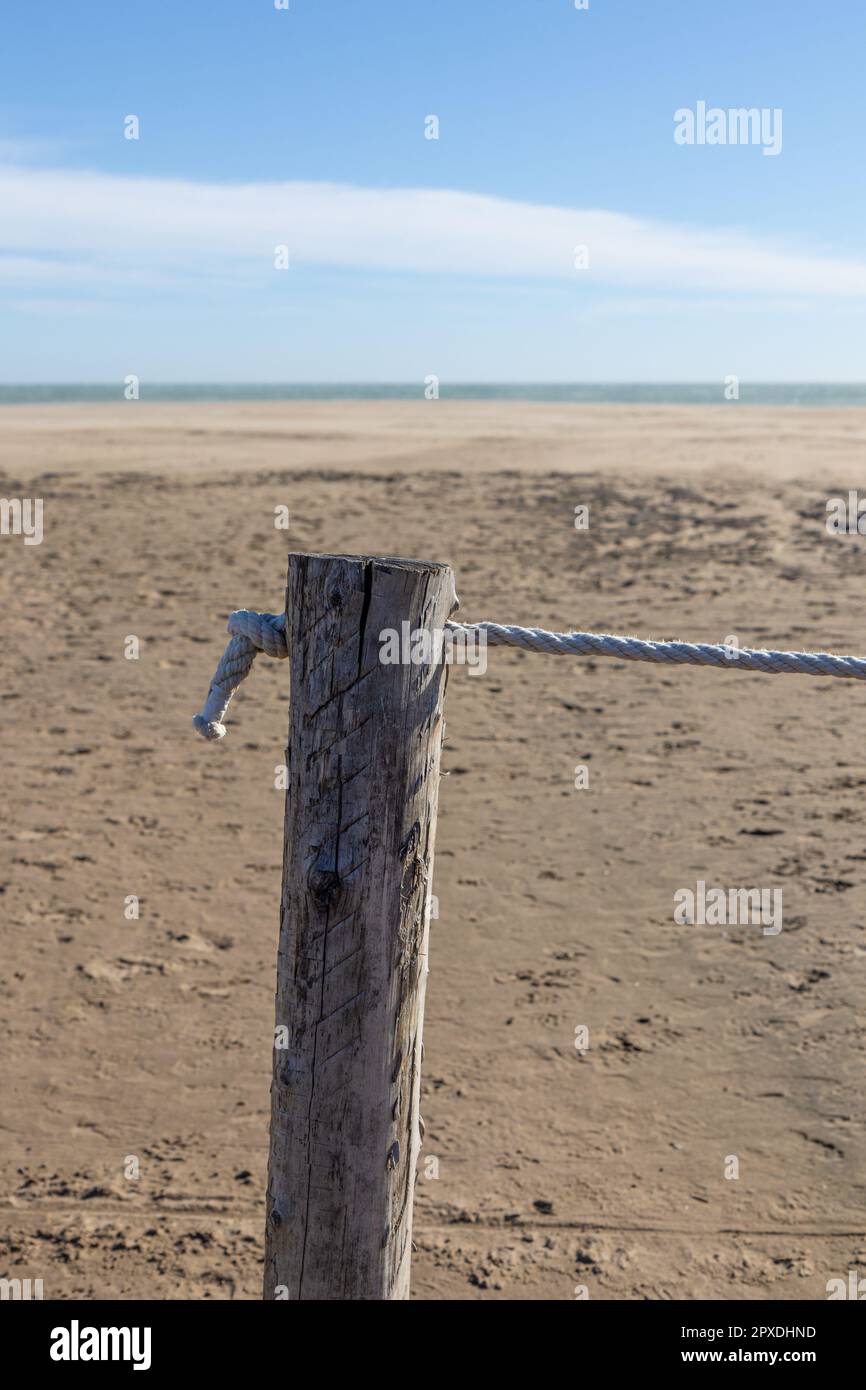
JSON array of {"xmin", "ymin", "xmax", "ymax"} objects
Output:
[{"xmin": 264, "ymin": 553, "xmax": 457, "ymax": 1300}]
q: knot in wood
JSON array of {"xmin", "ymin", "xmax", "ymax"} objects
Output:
[{"xmin": 307, "ymin": 864, "xmax": 347, "ymax": 915}]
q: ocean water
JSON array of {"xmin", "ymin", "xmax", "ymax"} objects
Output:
[{"xmin": 1, "ymin": 383, "xmax": 865, "ymax": 406}]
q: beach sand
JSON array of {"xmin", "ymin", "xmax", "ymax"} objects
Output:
[{"xmin": 2, "ymin": 402, "xmax": 865, "ymax": 1300}]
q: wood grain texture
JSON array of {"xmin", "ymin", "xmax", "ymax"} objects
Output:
[{"xmin": 264, "ymin": 552, "xmax": 457, "ymax": 1300}]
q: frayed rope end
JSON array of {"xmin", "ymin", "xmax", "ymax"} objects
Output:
[{"xmin": 193, "ymin": 714, "xmax": 227, "ymax": 741}]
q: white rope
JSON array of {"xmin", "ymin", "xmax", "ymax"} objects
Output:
[
  {"xmin": 192, "ymin": 611, "xmax": 288, "ymax": 741},
  {"xmin": 193, "ymin": 610, "xmax": 866, "ymax": 740},
  {"xmin": 447, "ymin": 622, "xmax": 866, "ymax": 680}
]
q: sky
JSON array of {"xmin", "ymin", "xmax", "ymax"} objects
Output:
[{"xmin": 1, "ymin": 0, "xmax": 865, "ymax": 382}]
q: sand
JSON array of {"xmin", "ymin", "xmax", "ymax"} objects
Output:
[{"xmin": 2, "ymin": 402, "xmax": 865, "ymax": 1300}]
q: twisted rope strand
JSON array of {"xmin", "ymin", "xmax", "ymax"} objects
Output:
[
  {"xmin": 193, "ymin": 610, "xmax": 866, "ymax": 740},
  {"xmin": 449, "ymin": 622, "xmax": 866, "ymax": 680},
  {"xmin": 192, "ymin": 610, "xmax": 288, "ymax": 740}
]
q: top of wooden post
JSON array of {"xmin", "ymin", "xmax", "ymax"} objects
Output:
[{"xmin": 286, "ymin": 550, "xmax": 453, "ymax": 573}]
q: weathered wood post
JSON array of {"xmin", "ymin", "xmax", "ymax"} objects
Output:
[{"xmin": 264, "ymin": 553, "xmax": 457, "ymax": 1300}]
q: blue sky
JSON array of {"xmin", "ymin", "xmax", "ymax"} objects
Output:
[{"xmin": 2, "ymin": 0, "xmax": 865, "ymax": 381}]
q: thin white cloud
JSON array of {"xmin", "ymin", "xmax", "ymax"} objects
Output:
[
  {"xmin": 2, "ymin": 163, "xmax": 866, "ymax": 296},
  {"xmin": 0, "ymin": 253, "xmax": 203, "ymax": 292}
]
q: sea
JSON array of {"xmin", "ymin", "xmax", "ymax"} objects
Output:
[{"xmin": 1, "ymin": 383, "xmax": 865, "ymax": 406}]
